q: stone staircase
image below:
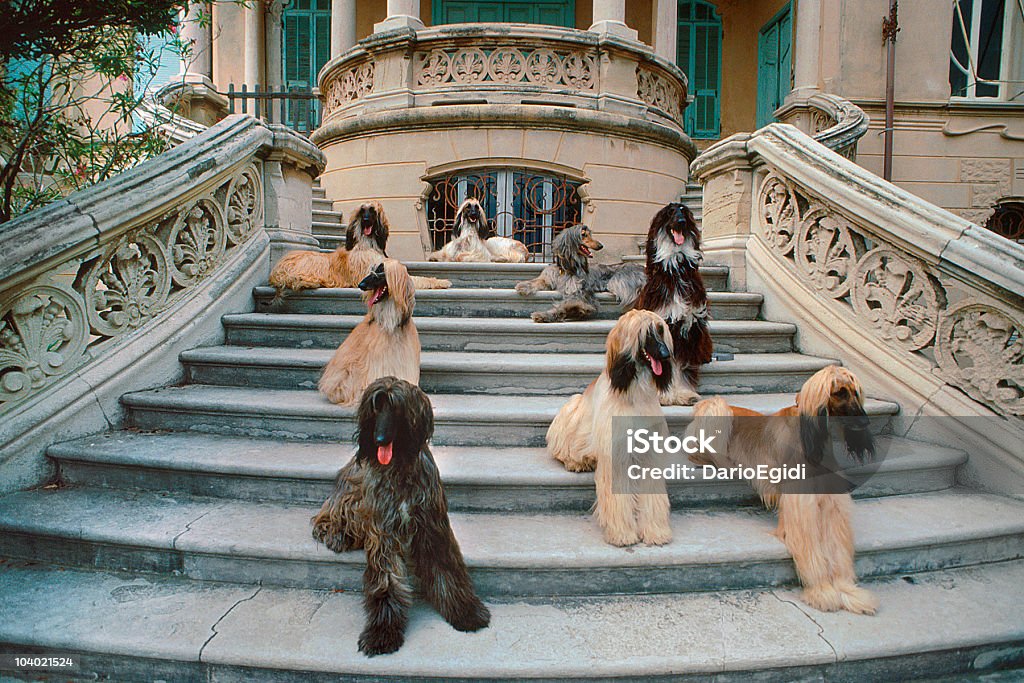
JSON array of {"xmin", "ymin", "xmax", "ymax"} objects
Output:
[{"xmin": 1, "ymin": 188, "xmax": 1023, "ymax": 681}]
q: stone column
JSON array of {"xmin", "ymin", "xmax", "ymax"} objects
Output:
[
  {"xmin": 791, "ymin": 0, "xmax": 822, "ymax": 96},
  {"xmin": 179, "ymin": 5, "xmax": 212, "ymax": 78},
  {"xmin": 265, "ymin": 1, "xmax": 284, "ymax": 122},
  {"xmin": 332, "ymin": 0, "xmax": 358, "ymax": 56},
  {"xmin": 374, "ymin": 0, "xmax": 424, "ymax": 33},
  {"xmin": 589, "ymin": 0, "xmax": 638, "ymax": 40},
  {"xmin": 652, "ymin": 0, "xmax": 678, "ymax": 62},
  {"xmin": 244, "ymin": 1, "xmax": 263, "ymax": 87},
  {"xmin": 161, "ymin": 4, "xmax": 226, "ymax": 127}
]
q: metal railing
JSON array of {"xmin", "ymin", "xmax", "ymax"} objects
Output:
[{"xmin": 227, "ymin": 84, "xmax": 321, "ymax": 134}]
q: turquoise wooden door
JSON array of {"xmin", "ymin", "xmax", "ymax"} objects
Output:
[
  {"xmin": 283, "ymin": 0, "xmax": 331, "ymax": 131},
  {"xmin": 756, "ymin": 2, "xmax": 792, "ymax": 128},
  {"xmin": 677, "ymin": 0, "xmax": 722, "ymax": 138},
  {"xmin": 434, "ymin": 0, "xmax": 575, "ymax": 27}
]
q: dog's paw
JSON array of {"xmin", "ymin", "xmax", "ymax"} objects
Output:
[
  {"xmin": 660, "ymin": 391, "xmax": 701, "ymax": 407},
  {"xmin": 515, "ymin": 282, "xmax": 535, "ymax": 296},
  {"xmin": 358, "ymin": 625, "xmax": 404, "ymax": 656},
  {"xmin": 602, "ymin": 529, "xmax": 641, "ymax": 547},
  {"xmin": 531, "ymin": 311, "xmax": 556, "ymax": 323},
  {"xmin": 438, "ymin": 279, "xmax": 452, "ymax": 289},
  {"xmin": 641, "ymin": 526, "xmax": 672, "ymax": 546},
  {"xmin": 448, "ymin": 600, "xmax": 491, "ymax": 632},
  {"xmin": 559, "ymin": 459, "xmax": 595, "ymax": 473}
]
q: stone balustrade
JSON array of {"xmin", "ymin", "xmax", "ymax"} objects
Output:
[
  {"xmin": 318, "ymin": 24, "xmax": 689, "ymax": 132},
  {"xmin": 776, "ymin": 92, "xmax": 869, "ymax": 161},
  {"xmin": 0, "ymin": 115, "xmax": 324, "ymax": 492}
]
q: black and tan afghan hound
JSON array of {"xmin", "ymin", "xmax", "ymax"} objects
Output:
[
  {"xmin": 685, "ymin": 366, "xmax": 879, "ymax": 615},
  {"xmin": 514, "ymin": 224, "xmax": 645, "ymax": 323},
  {"xmin": 634, "ymin": 202, "xmax": 713, "ymax": 406},
  {"xmin": 319, "ymin": 260, "xmax": 420, "ymax": 406},
  {"xmin": 312, "ymin": 377, "xmax": 490, "ymax": 656},
  {"xmin": 269, "ymin": 202, "xmax": 450, "ymax": 294},
  {"xmin": 429, "ymin": 197, "xmax": 529, "ymax": 263},
  {"xmin": 547, "ymin": 309, "xmax": 674, "ymax": 547}
]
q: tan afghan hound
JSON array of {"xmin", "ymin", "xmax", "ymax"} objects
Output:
[
  {"xmin": 429, "ymin": 198, "xmax": 529, "ymax": 263},
  {"xmin": 685, "ymin": 366, "xmax": 879, "ymax": 615},
  {"xmin": 319, "ymin": 260, "xmax": 421, "ymax": 406},
  {"xmin": 547, "ymin": 309, "xmax": 674, "ymax": 547},
  {"xmin": 269, "ymin": 202, "xmax": 450, "ymax": 295}
]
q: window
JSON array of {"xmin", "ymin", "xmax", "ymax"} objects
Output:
[
  {"xmin": 433, "ymin": 0, "xmax": 575, "ymax": 28},
  {"xmin": 426, "ymin": 169, "xmax": 583, "ymax": 261},
  {"xmin": 283, "ymin": 0, "xmax": 331, "ymax": 131},
  {"xmin": 985, "ymin": 202, "xmax": 1024, "ymax": 242},
  {"xmin": 677, "ymin": 0, "xmax": 722, "ymax": 138},
  {"xmin": 756, "ymin": 2, "xmax": 792, "ymax": 127},
  {"xmin": 950, "ymin": 0, "xmax": 1024, "ymax": 100}
]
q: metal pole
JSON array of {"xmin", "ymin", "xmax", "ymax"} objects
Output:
[{"xmin": 882, "ymin": 0, "xmax": 899, "ymax": 181}]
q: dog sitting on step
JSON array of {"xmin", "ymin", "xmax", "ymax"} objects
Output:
[
  {"xmin": 319, "ymin": 260, "xmax": 420, "ymax": 406},
  {"xmin": 312, "ymin": 377, "xmax": 491, "ymax": 656},
  {"xmin": 429, "ymin": 198, "xmax": 530, "ymax": 263}
]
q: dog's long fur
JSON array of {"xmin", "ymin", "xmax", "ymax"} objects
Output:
[
  {"xmin": 319, "ymin": 260, "xmax": 421, "ymax": 406},
  {"xmin": 311, "ymin": 377, "xmax": 490, "ymax": 656},
  {"xmin": 685, "ymin": 366, "xmax": 879, "ymax": 615},
  {"xmin": 634, "ymin": 203, "xmax": 713, "ymax": 406},
  {"xmin": 429, "ymin": 198, "xmax": 529, "ymax": 263},
  {"xmin": 515, "ymin": 224, "xmax": 645, "ymax": 323},
  {"xmin": 547, "ymin": 309, "xmax": 674, "ymax": 546},
  {"xmin": 269, "ymin": 202, "xmax": 451, "ymax": 294}
]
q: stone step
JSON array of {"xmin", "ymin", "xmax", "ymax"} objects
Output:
[
  {"xmin": 404, "ymin": 261, "xmax": 727, "ymax": 290},
  {"xmin": 311, "ymin": 210, "xmax": 343, "ymax": 225},
  {"xmin": 0, "ymin": 487, "xmax": 1020, "ymax": 596},
  {"xmin": 1, "ymin": 561, "xmax": 1021, "ymax": 681},
  {"xmin": 180, "ymin": 347, "xmax": 835, "ymax": 395},
  {"xmin": 311, "ymin": 220, "xmax": 344, "ymax": 235},
  {"xmin": 253, "ymin": 287, "xmax": 764, "ymax": 320},
  {"xmin": 222, "ymin": 314, "xmax": 795, "ymax": 354},
  {"xmin": 120, "ymin": 386, "xmax": 900, "ymax": 446},
  {"xmin": 312, "ymin": 185, "xmax": 326, "ymax": 199},
  {"xmin": 50, "ymin": 431, "xmax": 966, "ymax": 510}
]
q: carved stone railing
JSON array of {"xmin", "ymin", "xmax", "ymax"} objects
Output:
[
  {"xmin": 0, "ymin": 115, "xmax": 324, "ymax": 492},
  {"xmin": 317, "ymin": 24, "xmax": 689, "ymax": 132},
  {"xmin": 776, "ymin": 93, "xmax": 869, "ymax": 161},
  {"xmin": 692, "ymin": 123, "xmax": 1024, "ymax": 492},
  {"xmin": 137, "ymin": 95, "xmax": 207, "ymax": 145}
]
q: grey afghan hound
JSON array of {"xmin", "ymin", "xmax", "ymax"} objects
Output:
[{"xmin": 514, "ymin": 224, "xmax": 645, "ymax": 322}]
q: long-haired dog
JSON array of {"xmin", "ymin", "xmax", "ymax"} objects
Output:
[
  {"xmin": 547, "ymin": 309, "xmax": 674, "ymax": 547},
  {"xmin": 428, "ymin": 198, "xmax": 530, "ymax": 263},
  {"xmin": 319, "ymin": 260, "xmax": 420, "ymax": 406},
  {"xmin": 269, "ymin": 202, "xmax": 450, "ymax": 294},
  {"xmin": 685, "ymin": 366, "xmax": 879, "ymax": 615},
  {"xmin": 312, "ymin": 377, "xmax": 490, "ymax": 656},
  {"xmin": 634, "ymin": 202, "xmax": 713, "ymax": 406},
  {"xmin": 514, "ymin": 224, "xmax": 645, "ymax": 323}
]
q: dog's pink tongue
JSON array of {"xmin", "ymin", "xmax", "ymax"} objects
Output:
[
  {"xmin": 649, "ymin": 356, "xmax": 663, "ymax": 376},
  {"xmin": 363, "ymin": 226, "xmax": 373, "ymax": 236},
  {"xmin": 672, "ymin": 230, "xmax": 686, "ymax": 245},
  {"xmin": 377, "ymin": 442, "xmax": 393, "ymax": 466}
]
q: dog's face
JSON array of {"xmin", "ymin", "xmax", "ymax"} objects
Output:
[
  {"xmin": 607, "ymin": 310, "xmax": 673, "ymax": 393},
  {"xmin": 356, "ymin": 377, "xmax": 434, "ymax": 468},
  {"xmin": 346, "ymin": 202, "xmax": 389, "ymax": 253},
  {"xmin": 798, "ymin": 366, "xmax": 875, "ymax": 463},
  {"xmin": 358, "ymin": 263, "xmax": 388, "ymax": 307},
  {"xmin": 455, "ymin": 198, "xmax": 490, "ymax": 237},
  {"xmin": 649, "ymin": 202, "xmax": 702, "ymax": 268},
  {"xmin": 553, "ymin": 224, "xmax": 603, "ymax": 274}
]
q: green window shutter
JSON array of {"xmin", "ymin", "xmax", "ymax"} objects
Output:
[
  {"xmin": 677, "ymin": 0, "xmax": 721, "ymax": 138},
  {"xmin": 436, "ymin": 1, "xmax": 573, "ymax": 28},
  {"xmin": 756, "ymin": 2, "xmax": 791, "ymax": 128},
  {"xmin": 506, "ymin": 4, "xmax": 535, "ymax": 23}
]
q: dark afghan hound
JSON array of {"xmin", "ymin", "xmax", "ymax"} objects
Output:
[
  {"xmin": 685, "ymin": 366, "xmax": 879, "ymax": 615},
  {"xmin": 429, "ymin": 197, "xmax": 529, "ymax": 262},
  {"xmin": 547, "ymin": 310, "xmax": 674, "ymax": 546},
  {"xmin": 634, "ymin": 202, "xmax": 713, "ymax": 405},
  {"xmin": 269, "ymin": 202, "xmax": 450, "ymax": 294},
  {"xmin": 319, "ymin": 259, "xmax": 420, "ymax": 406},
  {"xmin": 515, "ymin": 224, "xmax": 645, "ymax": 323},
  {"xmin": 311, "ymin": 377, "xmax": 491, "ymax": 656}
]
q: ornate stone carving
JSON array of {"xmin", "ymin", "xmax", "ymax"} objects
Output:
[
  {"xmin": 810, "ymin": 110, "xmax": 837, "ymax": 135},
  {"xmin": 84, "ymin": 233, "xmax": 171, "ymax": 337},
  {"xmin": 169, "ymin": 199, "xmax": 226, "ymax": 288},
  {"xmin": 757, "ymin": 173, "xmax": 802, "ymax": 255},
  {"xmin": 636, "ymin": 66, "xmax": 684, "ymax": 127},
  {"xmin": 414, "ymin": 46, "xmax": 596, "ymax": 90},
  {"xmin": 852, "ymin": 248, "xmax": 942, "ymax": 352},
  {"xmin": 324, "ymin": 60, "xmax": 375, "ymax": 115},
  {"xmin": 226, "ymin": 168, "xmax": 263, "ymax": 246},
  {"xmin": 0, "ymin": 286, "xmax": 88, "ymax": 403},
  {"xmin": 795, "ymin": 208, "xmax": 865, "ymax": 297},
  {"xmin": 935, "ymin": 301, "xmax": 1024, "ymax": 414}
]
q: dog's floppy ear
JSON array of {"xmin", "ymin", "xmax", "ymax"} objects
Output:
[
  {"xmin": 799, "ymin": 407, "xmax": 829, "ymax": 466},
  {"xmin": 345, "ymin": 209, "xmax": 358, "ymax": 251},
  {"xmin": 373, "ymin": 202, "xmax": 389, "ymax": 254},
  {"xmin": 609, "ymin": 352, "xmax": 637, "ymax": 392}
]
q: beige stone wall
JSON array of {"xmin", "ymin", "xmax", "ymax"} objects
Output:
[
  {"xmin": 318, "ymin": 118, "xmax": 690, "ymax": 261},
  {"xmin": 212, "ymin": 2, "xmax": 248, "ymax": 87}
]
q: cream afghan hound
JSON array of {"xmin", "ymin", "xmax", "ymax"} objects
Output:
[
  {"xmin": 685, "ymin": 366, "xmax": 879, "ymax": 615},
  {"xmin": 319, "ymin": 260, "xmax": 421, "ymax": 406},
  {"xmin": 269, "ymin": 202, "xmax": 450, "ymax": 295},
  {"xmin": 429, "ymin": 198, "xmax": 529, "ymax": 263},
  {"xmin": 547, "ymin": 309, "xmax": 674, "ymax": 547}
]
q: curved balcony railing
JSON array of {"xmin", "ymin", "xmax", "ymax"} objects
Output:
[
  {"xmin": 317, "ymin": 24, "xmax": 689, "ymax": 133},
  {"xmin": 776, "ymin": 92, "xmax": 869, "ymax": 161}
]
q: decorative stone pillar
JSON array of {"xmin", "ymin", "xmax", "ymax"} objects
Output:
[
  {"xmin": 179, "ymin": 5, "xmax": 212, "ymax": 77},
  {"xmin": 265, "ymin": 0, "xmax": 283, "ymax": 122},
  {"xmin": 589, "ymin": 0, "xmax": 638, "ymax": 40},
  {"xmin": 244, "ymin": 1, "xmax": 263, "ymax": 87},
  {"xmin": 159, "ymin": 5, "xmax": 227, "ymax": 126},
  {"xmin": 652, "ymin": 0, "xmax": 678, "ymax": 62},
  {"xmin": 332, "ymin": 0, "xmax": 358, "ymax": 55},
  {"xmin": 374, "ymin": 0, "xmax": 424, "ymax": 33},
  {"xmin": 791, "ymin": 0, "xmax": 822, "ymax": 96}
]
